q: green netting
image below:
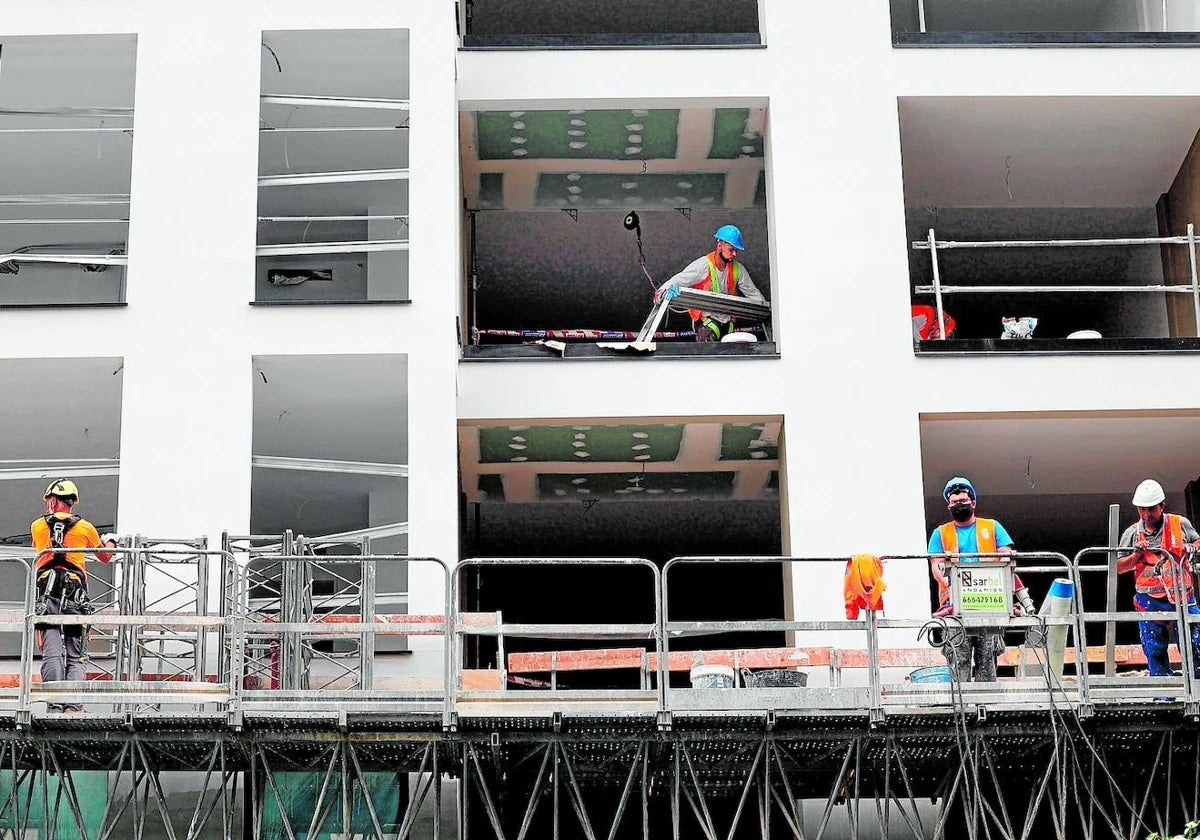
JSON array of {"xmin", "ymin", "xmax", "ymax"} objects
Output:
[
  {"xmin": 535, "ymin": 173, "xmax": 725, "ymax": 209},
  {"xmin": 0, "ymin": 771, "xmax": 107, "ymax": 840},
  {"xmin": 477, "ymin": 109, "xmax": 679, "ymax": 160},
  {"xmin": 538, "ymin": 471, "xmax": 736, "ymax": 500},
  {"xmin": 709, "ymin": 108, "xmax": 764, "ymax": 159},
  {"xmin": 259, "ymin": 771, "xmax": 403, "ymax": 839},
  {"xmin": 479, "ymin": 424, "xmax": 684, "ymax": 463},
  {"xmin": 720, "ymin": 423, "xmax": 778, "ymax": 461}
]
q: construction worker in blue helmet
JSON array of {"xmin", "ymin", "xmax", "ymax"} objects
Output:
[
  {"xmin": 927, "ymin": 476, "xmax": 1023, "ymax": 682},
  {"xmin": 653, "ymin": 224, "xmax": 767, "ymax": 342}
]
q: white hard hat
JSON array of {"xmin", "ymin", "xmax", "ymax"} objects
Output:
[{"xmin": 1132, "ymin": 479, "xmax": 1166, "ymax": 507}]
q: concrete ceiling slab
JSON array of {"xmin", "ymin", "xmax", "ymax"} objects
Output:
[
  {"xmin": 900, "ymin": 97, "xmax": 1200, "ymax": 207},
  {"xmin": 921, "ymin": 410, "xmax": 1200, "ymax": 499}
]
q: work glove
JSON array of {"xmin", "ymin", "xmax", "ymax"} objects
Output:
[{"xmin": 654, "ymin": 283, "xmax": 681, "ymax": 304}]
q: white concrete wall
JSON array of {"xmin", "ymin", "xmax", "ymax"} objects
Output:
[
  {"xmin": 455, "ymin": 2, "xmax": 1200, "ymax": 633},
  {"xmin": 9, "ymin": 0, "xmax": 1200, "ymax": 670},
  {"xmin": 0, "ymin": 0, "xmax": 460, "ymax": 677}
]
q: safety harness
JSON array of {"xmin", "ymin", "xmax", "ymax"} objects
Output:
[{"xmin": 35, "ymin": 515, "xmax": 92, "ymax": 637}]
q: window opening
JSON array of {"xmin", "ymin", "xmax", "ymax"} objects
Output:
[
  {"xmin": 0, "ymin": 35, "xmax": 135, "ymax": 306},
  {"xmin": 256, "ymin": 30, "xmax": 410, "ymax": 304},
  {"xmin": 460, "ymin": 104, "xmax": 774, "ymax": 359},
  {"xmin": 0, "ymin": 357, "xmax": 123, "ymax": 655},
  {"xmin": 251, "ymin": 355, "xmax": 409, "ymax": 654},
  {"xmin": 458, "ymin": 417, "xmax": 785, "ymax": 682},
  {"xmin": 901, "ymin": 96, "xmax": 1200, "ymax": 350},
  {"xmin": 462, "ymin": 0, "xmax": 762, "ymax": 48},
  {"xmin": 893, "ymin": 0, "xmax": 1200, "ymax": 44}
]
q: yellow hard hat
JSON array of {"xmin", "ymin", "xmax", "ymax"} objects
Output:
[{"xmin": 43, "ymin": 479, "xmax": 79, "ymax": 502}]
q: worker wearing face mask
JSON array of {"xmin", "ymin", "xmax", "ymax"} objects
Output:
[{"xmin": 927, "ymin": 476, "xmax": 1023, "ymax": 682}]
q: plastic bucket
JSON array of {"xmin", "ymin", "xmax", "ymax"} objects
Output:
[
  {"xmin": 908, "ymin": 666, "xmax": 952, "ymax": 684},
  {"xmin": 689, "ymin": 664, "xmax": 735, "ymax": 689},
  {"xmin": 741, "ymin": 668, "xmax": 808, "ymax": 688}
]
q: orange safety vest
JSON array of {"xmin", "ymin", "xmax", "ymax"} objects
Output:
[
  {"xmin": 844, "ymin": 553, "xmax": 886, "ymax": 619},
  {"xmin": 934, "ymin": 518, "xmax": 998, "ymax": 606},
  {"xmin": 1134, "ymin": 513, "xmax": 1192, "ymax": 602},
  {"xmin": 687, "ymin": 251, "xmax": 741, "ymax": 324}
]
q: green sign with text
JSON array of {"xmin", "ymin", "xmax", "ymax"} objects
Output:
[{"xmin": 959, "ymin": 567, "xmax": 1007, "ymax": 613}]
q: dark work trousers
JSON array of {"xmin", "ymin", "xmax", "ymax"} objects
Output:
[
  {"xmin": 942, "ymin": 630, "xmax": 1004, "ymax": 682},
  {"xmin": 39, "ymin": 595, "xmax": 86, "ymax": 712}
]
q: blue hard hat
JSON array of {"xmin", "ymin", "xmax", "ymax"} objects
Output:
[
  {"xmin": 943, "ymin": 477, "xmax": 976, "ymax": 501},
  {"xmin": 714, "ymin": 224, "xmax": 744, "ymax": 251}
]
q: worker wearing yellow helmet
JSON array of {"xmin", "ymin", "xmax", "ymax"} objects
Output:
[{"xmin": 30, "ymin": 478, "xmax": 118, "ymax": 713}]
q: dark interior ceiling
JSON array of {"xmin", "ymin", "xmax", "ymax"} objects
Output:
[{"xmin": 467, "ymin": 0, "xmax": 760, "ymax": 36}]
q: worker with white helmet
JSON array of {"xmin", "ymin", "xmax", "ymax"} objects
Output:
[
  {"xmin": 30, "ymin": 479, "xmax": 117, "ymax": 713},
  {"xmin": 654, "ymin": 224, "xmax": 766, "ymax": 342},
  {"xmin": 1117, "ymin": 479, "xmax": 1200, "ymax": 679},
  {"xmin": 927, "ymin": 476, "xmax": 1019, "ymax": 682}
]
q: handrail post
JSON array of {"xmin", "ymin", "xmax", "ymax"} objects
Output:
[
  {"xmin": 651, "ymin": 564, "xmax": 666, "ymax": 719},
  {"xmin": 445, "ymin": 559, "xmax": 459, "ymax": 730},
  {"xmin": 928, "ymin": 228, "xmax": 946, "ymax": 339},
  {"xmin": 918, "ymin": 0, "xmax": 927, "ymax": 33},
  {"xmin": 865, "ymin": 608, "xmax": 883, "ymax": 723},
  {"xmin": 1188, "ymin": 222, "xmax": 1200, "ymax": 337},
  {"xmin": 659, "ymin": 560, "xmax": 672, "ymax": 716},
  {"xmin": 1171, "ymin": 549, "xmax": 1198, "ymax": 704},
  {"xmin": 1064, "ymin": 552, "xmax": 1091, "ymax": 714},
  {"xmin": 1104, "ymin": 507, "xmax": 1120, "ymax": 677},
  {"xmin": 17, "ymin": 558, "xmax": 34, "ymax": 723}
]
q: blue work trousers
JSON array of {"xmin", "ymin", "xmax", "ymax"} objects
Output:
[{"xmin": 1134, "ymin": 593, "xmax": 1200, "ymax": 678}]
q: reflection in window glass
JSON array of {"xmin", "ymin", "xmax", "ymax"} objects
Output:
[
  {"xmin": 0, "ymin": 36, "xmax": 135, "ymax": 306},
  {"xmin": 256, "ymin": 30, "xmax": 410, "ymax": 304}
]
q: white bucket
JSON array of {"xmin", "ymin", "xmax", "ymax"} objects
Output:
[
  {"xmin": 721, "ymin": 332, "xmax": 758, "ymax": 344},
  {"xmin": 689, "ymin": 664, "xmax": 735, "ymax": 689}
]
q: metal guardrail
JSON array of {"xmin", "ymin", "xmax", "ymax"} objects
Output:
[
  {"xmin": 912, "ymin": 225, "xmax": 1200, "ymax": 340},
  {"xmin": 451, "ymin": 557, "xmax": 663, "ymax": 716},
  {"xmin": 12, "ymin": 549, "xmax": 1200, "ymax": 721}
]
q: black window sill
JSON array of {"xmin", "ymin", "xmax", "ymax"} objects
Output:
[
  {"xmin": 250, "ymin": 299, "xmax": 411, "ymax": 306},
  {"xmin": 894, "ymin": 31, "xmax": 1200, "ymax": 48},
  {"xmin": 917, "ymin": 337, "xmax": 1200, "ymax": 355},
  {"xmin": 0, "ymin": 301, "xmax": 127, "ymax": 310},
  {"xmin": 461, "ymin": 33, "xmax": 762, "ymax": 50},
  {"xmin": 462, "ymin": 341, "xmax": 778, "ymax": 361}
]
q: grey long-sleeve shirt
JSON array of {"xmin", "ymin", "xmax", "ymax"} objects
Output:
[{"xmin": 660, "ymin": 256, "xmax": 766, "ymax": 324}]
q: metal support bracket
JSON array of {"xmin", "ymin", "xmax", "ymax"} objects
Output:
[
  {"xmin": 675, "ymin": 207, "xmax": 691, "ymax": 221},
  {"xmin": 1076, "ymin": 703, "xmax": 1095, "ymax": 721},
  {"xmin": 656, "ymin": 710, "xmax": 673, "ymax": 731},
  {"xmin": 1185, "ymin": 702, "xmax": 1199, "ymax": 720},
  {"xmin": 975, "ymin": 705, "xmax": 987, "ymax": 724},
  {"xmin": 552, "ymin": 711, "xmax": 563, "ymax": 732},
  {"xmin": 14, "ymin": 709, "xmax": 29, "ymax": 730},
  {"xmin": 764, "ymin": 709, "xmax": 777, "ymax": 731},
  {"xmin": 226, "ymin": 708, "xmax": 244, "ymax": 732},
  {"xmin": 444, "ymin": 712, "xmax": 459, "ymax": 733},
  {"xmin": 562, "ymin": 209, "xmax": 578, "ymax": 223},
  {"xmin": 869, "ymin": 707, "xmax": 886, "ymax": 727}
]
